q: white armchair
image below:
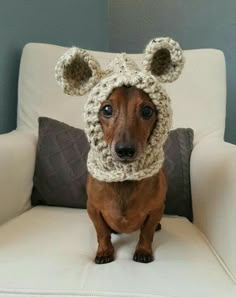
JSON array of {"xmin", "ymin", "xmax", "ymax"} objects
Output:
[
  {"xmin": 0, "ymin": 43, "xmax": 235, "ymax": 297},
  {"xmin": 0, "ymin": 130, "xmax": 36, "ymax": 225}
]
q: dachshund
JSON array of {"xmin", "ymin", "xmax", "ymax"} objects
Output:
[{"xmin": 87, "ymin": 86, "xmax": 167, "ymax": 264}]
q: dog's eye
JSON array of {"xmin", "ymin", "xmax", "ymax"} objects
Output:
[
  {"xmin": 101, "ymin": 105, "xmax": 113, "ymax": 118},
  {"xmin": 141, "ymin": 106, "xmax": 154, "ymax": 119}
]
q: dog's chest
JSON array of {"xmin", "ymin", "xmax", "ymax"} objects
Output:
[
  {"xmin": 112, "ymin": 181, "xmax": 138, "ymax": 215},
  {"xmin": 89, "ymin": 176, "xmax": 161, "ymax": 233},
  {"xmin": 104, "ymin": 199, "xmax": 146, "ymax": 233},
  {"xmin": 101, "ymin": 182, "xmax": 148, "ymax": 232}
]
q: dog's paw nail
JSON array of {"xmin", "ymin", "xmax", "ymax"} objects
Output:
[
  {"xmin": 95, "ymin": 255, "xmax": 114, "ymax": 264},
  {"xmin": 155, "ymin": 223, "xmax": 161, "ymax": 232},
  {"xmin": 133, "ymin": 252, "xmax": 154, "ymax": 263}
]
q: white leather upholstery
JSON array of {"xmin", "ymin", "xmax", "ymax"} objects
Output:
[
  {"xmin": 0, "ymin": 207, "xmax": 235, "ymax": 297},
  {"xmin": 17, "ymin": 43, "xmax": 226, "ymax": 144},
  {"xmin": 191, "ymin": 138, "xmax": 236, "ymax": 281},
  {"xmin": 0, "ymin": 131, "xmax": 36, "ymax": 225}
]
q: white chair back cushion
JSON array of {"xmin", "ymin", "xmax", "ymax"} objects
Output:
[{"xmin": 17, "ymin": 43, "xmax": 226, "ymax": 144}]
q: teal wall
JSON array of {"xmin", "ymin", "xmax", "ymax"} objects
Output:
[
  {"xmin": 0, "ymin": 0, "xmax": 108, "ymax": 134},
  {"xmin": 108, "ymin": 0, "xmax": 236, "ymax": 144}
]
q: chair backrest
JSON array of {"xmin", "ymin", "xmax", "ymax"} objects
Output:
[{"xmin": 17, "ymin": 43, "xmax": 226, "ymax": 144}]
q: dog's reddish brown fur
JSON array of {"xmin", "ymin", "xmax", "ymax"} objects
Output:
[{"xmin": 87, "ymin": 86, "xmax": 167, "ymax": 264}]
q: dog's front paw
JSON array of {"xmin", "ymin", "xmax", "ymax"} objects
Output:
[
  {"xmin": 95, "ymin": 249, "xmax": 114, "ymax": 264},
  {"xmin": 133, "ymin": 251, "xmax": 154, "ymax": 263}
]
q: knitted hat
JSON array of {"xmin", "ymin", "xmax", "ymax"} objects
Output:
[{"xmin": 55, "ymin": 37, "xmax": 184, "ymax": 182}]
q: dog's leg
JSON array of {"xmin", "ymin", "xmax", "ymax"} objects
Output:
[
  {"xmin": 87, "ymin": 202, "xmax": 114, "ymax": 264},
  {"xmin": 133, "ymin": 207, "xmax": 164, "ymax": 263}
]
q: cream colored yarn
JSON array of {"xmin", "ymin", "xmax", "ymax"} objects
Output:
[
  {"xmin": 55, "ymin": 37, "xmax": 184, "ymax": 182},
  {"xmin": 55, "ymin": 47, "xmax": 104, "ymax": 96}
]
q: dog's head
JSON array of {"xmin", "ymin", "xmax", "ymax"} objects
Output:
[
  {"xmin": 55, "ymin": 37, "xmax": 184, "ymax": 165},
  {"xmin": 98, "ymin": 86, "xmax": 158, "ymax": 163}
]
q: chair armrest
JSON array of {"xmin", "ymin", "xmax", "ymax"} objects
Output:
[
  {"xmin": 0, "ymin": 130, "xmax": 37, "ymax": 225},
  {"xmin": 191, "ymin": 139, "xmax": 236, "ymax": 281}
]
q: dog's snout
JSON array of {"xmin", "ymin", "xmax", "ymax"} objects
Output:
[{"xmin": 115, "ymin": 143, "xmax": 136, "ymax": 159}]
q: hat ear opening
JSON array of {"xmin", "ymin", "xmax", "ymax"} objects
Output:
[
  {"xmin": 150, "ymin": 48, "xmax": 172, "ymax": 77},
  {"xmin": 63, "ymin": 53, "xmax": 92, "ymax": 88}
]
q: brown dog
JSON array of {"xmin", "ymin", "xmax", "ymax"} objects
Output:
[{"xmin": 87, "ymin": 86, "xmax": 167, "ymax": 264}]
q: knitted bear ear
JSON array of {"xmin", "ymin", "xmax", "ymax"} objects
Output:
[
  {"xmin": 55, "ymin": 47, "xmax": 102, "ymax": 96},
  {"xmin": 143, "ymin": 37, "xmax": 184, "ymax": 83}
]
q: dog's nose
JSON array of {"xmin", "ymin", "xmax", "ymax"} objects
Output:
[{"xmin": 115, "ymin": 143, "xmax": 136, "ymax": 159}]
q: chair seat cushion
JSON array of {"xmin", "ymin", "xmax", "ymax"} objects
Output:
[{"xmin": 0, "ymin": 207, "xmax": 234, "ymax": 297}]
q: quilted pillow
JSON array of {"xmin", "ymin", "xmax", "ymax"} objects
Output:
[
  {"xmin": 31, "ymin": 117, "xmax": 89, "ymax": 208},
  {"xmin": 163, "ymin": 129, "xmax": 193, "ymax": 221},
  {"xmin": 31, "ymin": 117, "xmax": 193, "ymax": 221}
]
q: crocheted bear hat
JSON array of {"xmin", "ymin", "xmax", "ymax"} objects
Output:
[{"xmin": 55, "ymin": 37, "xmax": 184, "ymax": 182}]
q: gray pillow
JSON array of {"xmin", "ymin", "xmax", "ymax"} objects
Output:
[
  {"xmin": 32, "ymin": 117, "xmax": 193, "ymax": 221},
  {"xmin": 31, "ymin": 117, "xmax": 89, "ymax": 208},
  {"xmin": 163, "ymin": 129, "xmax": 194, "ymax": 221}
]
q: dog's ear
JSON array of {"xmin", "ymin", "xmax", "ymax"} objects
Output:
[
  {"xmin": 55, "ymin": 47, "xmax": 102, "ymax": 96},
  {"xmin": 143, "ymin": 37, "xmax": 184, "ymax": 83}
]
